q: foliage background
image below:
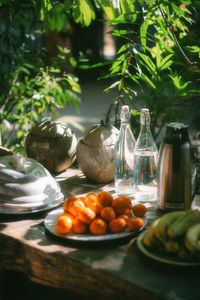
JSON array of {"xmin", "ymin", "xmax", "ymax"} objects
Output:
[{"xmin": 0, "ymin": 0, "xmax": 200, "ymax": 152}]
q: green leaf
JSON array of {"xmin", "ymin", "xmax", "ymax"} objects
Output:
[
  {"xmin": 97, "ymin": 0, "xmax": 117, "ymax": 19},
  {"xmin": 66, "ymin": 76, "xmax": 81, "ymax": 93},
  {"xmin": 158, "ymin": 54, "xmax": 174, "ymax": 70},
  {"xmin": 17, "ymin": 130, "xmax": 23, "ymax": 138},
  {"xmin": 138, "ymin": 52, "xmax": 156, "ymax": 73},
  {"xmin": 169, "ymin": 74, "xmax": 191, "ymax": 91},
  {"xmin": 159, "ymin": 56, "xmax": 173, "ymax": 71},
  {"xmin": 119, "ymin": 0, "xmax": 137, "ymax": 22},
  {"xmin": 140, "ymin": 73, "xmax": 156, "ymax": 89},
  {"xmin": 140, "ymin": 11, "xmax": 154, "ymax": 48},
  {"xmin": 32, "ymin": 110, "xmax": 39, "ymax": 120},
  {"xmin": 73, "ymin": 0, "xmax": 95, "ymax": 26},
  {"xmin": 69, "ymin": 57, "xmax": 77, "ymax": 68}
]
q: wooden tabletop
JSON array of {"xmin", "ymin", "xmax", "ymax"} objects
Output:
[{"xmin": 0, "ymin": 168, "xmax": 200, "ymax": 300}]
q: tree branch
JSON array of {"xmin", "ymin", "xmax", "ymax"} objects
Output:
[{"xmin": 156, "ymin": 0, "xmax": 199, "ymax": 68}]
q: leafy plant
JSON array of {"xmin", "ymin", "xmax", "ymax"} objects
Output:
[
  {"xmin": 0, "ymin": 1, "xmax": 81, "ymax": 152},
  {"xmin": 68, "ymin": 0, "xmax": 200, "ymax": 140},
  {"xmin": 101, "ymin": 0, "xmax": 200, "ymax": 139},
  {"xmin": 1, "ymin": 0, "xmax": 200, "ymax": 152}
]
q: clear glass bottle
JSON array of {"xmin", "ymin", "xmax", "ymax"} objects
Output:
[
  {"xmin": 114, "ymin": 105, "xmax": 136, "ymax": 195},
  {"xmin": 133, "ymin": 108, "xmax": 158, "ymax": 202}
]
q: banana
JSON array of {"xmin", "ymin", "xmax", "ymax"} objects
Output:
[
  {"xmin": 184, "ymin": 223, "xmax": 200, "ymax": 254},
  {"xmin": 168, "ymin": 210, "xmax": 200, "ymax": 240},
  {"xmin": 164, "ymin": 240, "xmax": 180, "ymax": 253},
  {"xmin": 176, "ymin": 245, "xmax": 191, "ymax": 260},
  {"xmin": 143, "ymin": 218, "xmax": 161, "ymax": 248},
  {"xmin": 155, "ymin": 211, "xmax": 186, "ymax": 243}
]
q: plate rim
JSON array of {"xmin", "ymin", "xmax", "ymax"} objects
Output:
[
  {"xmin": 137, "ymin": 230, "xmax": 200, "ymax": 266},
  {"xmin": 0, "ymin": 194, "xmax": 63, "ymax": 215},
  {"xmin": 44, "ymin": 207, "xmax": 147, "ymax": 242}
]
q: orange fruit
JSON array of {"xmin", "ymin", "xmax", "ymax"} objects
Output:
[
  {"xmin": 132, "ymin": 204, "xmax": 147, "ymax": 217},
  {"xmin": 86, "ymin": 192, "xmax": 97, "ymax": 198},
  {"xmin": 68, "ymin": 199, "xmax": 85, "ymax": 217},
  {"xmin": 56, "ymin": 215, "xmax": 73, "ymax": 234},
  {"xmin": 97, "ymin": 191, "xmax": 113, "ymax": 207},
  {"xmin": 112, "ymin": 195, "xmax": 132, "ymax": 214},
  {"xmin": 77, "ymin": 196, "xmax": 86, "ymax": 203},
  {"xmin": 84, "ymin": 193, "xmax": 98, "ymax": 207},
  {"xmin": 120, "ymin": 195, "xmax": 133, "ymax": 204},
  {"xmin": 63, "ymin": 196, "xmax": 77, "ymax": 212},
  {"xmin": 122, "ymin": 208, "xmax": 133, "ymax": 218},
  {"xmin": 100, "ymin": 206, "xmax": 116, "ymax": 221},
  {"xmin": 78, "ymin": 207, "xmax": 96, "ymax": 224},
  {"xmin": 72, "ymin": 218, "xmax": 87, "ymax": 234},
  {"xmin": 118, "ymin": 214, "xmax": 130, "ymax": 223},
  {"xmin": 89, "ymin": 218, "xmax": 107, "ymax": 235},
  {"xmin": 109, "ymin": 217, "xmax": 127, "ymax": 233},
  {"xmin": 127, "ymin": 217, "xmax": 144, "ymax": 231},
  {"xmin": 60, "ymin": 212, "xmax": 74, "ymax": 220},
  {"xmin": 87, "ymin": 201, "xmax": 103, "ymax": 214}
]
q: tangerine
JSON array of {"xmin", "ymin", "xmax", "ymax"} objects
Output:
[
  {"xmin": 89, "ymin": 218, "xmax": 107, "ymax": 235},
  {"xmin": 78, "ymin": 207, "xmax": 96, "ymax": 224},
  {"xmin": 122, "ymin": 208, "xmax": 133, "ymax": 218},
  {"xmin": 118, "ymin": 214, "xmax": 130, "ymax": 223},
  {"xmin": 84, "ymin": 193, "xmax": 98, "ymax": 207},
  {"xmin": 100, "ymin": 206, "xmax": 116, "ymax": 221},
  {"xmin": 132, "ymin": 204, "xmax": 147, "ymax": 217},
  {"xmin": 112, "ymin": 195, "xmax": 132, "ymax": 214},
  {"xmin": 87, "ymin": 201, "xmax": 103, "ymax": 214},
  {"xmin": 56, "ymin": 215, "xmax": 73, "ymax": 234},
  {"xmin": 68, "ymin": 199, "xmax": 85, "ymax": 217},
  {"xmin": 97, "ymin": 191, "xmax": 113, "ymax": 207},
  {"xmin": 127, "ymin": 217, "xmax": 144, "ymax": 231},
  {"xmin": 109, "ymin": 217, "xmax": 126, "ymax": 233},
  {"xmin": 63, "ymin": 196, "xmax": 77, "ymax": 212},
  {"xmin": 72, "ymin": 218, "xmax": 87, "ymax": 234},
  {"xmin": 60, "ymin": 212, "xmax": 74, "ymax": 220}
]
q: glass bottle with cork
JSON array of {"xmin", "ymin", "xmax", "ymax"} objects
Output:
[
  {"xmin": 114, "ymin": 105, "xmax": 136, "ymax": 195},
  {"xmin": 133, "ymin": 108, "xmax": 158, "ymax": 202}
]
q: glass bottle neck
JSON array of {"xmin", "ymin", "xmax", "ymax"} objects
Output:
[
  {"xmin": 120, "ymin": 111, "xmax": 130, "ymax": 125},
  {"xmin": 140, "ymin": 113, "xmax": 150, "ymax": 126}
]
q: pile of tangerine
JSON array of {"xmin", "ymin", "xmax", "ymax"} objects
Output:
[{"xmin": 56, "ymin": 191, "xmax": 147, "ymax": 235}]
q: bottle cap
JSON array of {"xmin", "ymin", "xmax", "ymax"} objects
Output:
[
  {"xmin": 141, "ymin": 108, "xmax": 149, "ymax": 114},
  {"xmin": 121, "ymin": 105, "xmax": 129, "ymax": 113},
  {"xmin": 140, "ymin": 108, "xmax": 150, "ymax": 124}
]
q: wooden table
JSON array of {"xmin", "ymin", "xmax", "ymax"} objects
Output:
[{"xmin": 0, "ymin": 168, "xmax": 200, "ymax": 300}]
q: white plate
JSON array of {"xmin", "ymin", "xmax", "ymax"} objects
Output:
[
  {"xmin": 137, "ymin": 230, "xmax": 200, "ymax": 266},
  {"xmin": 44, "ymin": 207, "xmax": 147, "ymax": 242}
]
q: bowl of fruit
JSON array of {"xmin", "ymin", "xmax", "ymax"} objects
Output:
[{"xmin": 44, "ymin": 191, "xmax": 147, "ymax": 242}]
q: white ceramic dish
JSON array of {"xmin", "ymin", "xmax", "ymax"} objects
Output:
[{"xmin": 0, "ymin": 195, "xmax": 63, "ymax": 215}]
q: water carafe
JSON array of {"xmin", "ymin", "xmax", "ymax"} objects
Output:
[{"xmin": 157, "ymin": 122, "xmax": 195, "ymax": 210}]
